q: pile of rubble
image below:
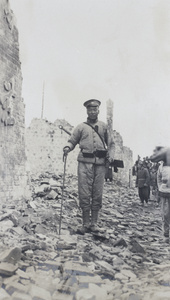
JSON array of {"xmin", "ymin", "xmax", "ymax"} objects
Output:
[{"xmin": 0, "ymin": 172, "xmax": 170, "ymax": 300}]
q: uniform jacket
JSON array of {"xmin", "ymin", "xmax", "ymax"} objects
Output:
[
  {"xmin": 136, "ymin": 167, "xmax": 150, "ymax": 188},
  {"xmin": 66, "ymin": 119, "xmax": 108, "ymax": 165},
  {"xmin": 150, "ymin": 171, "xmax": 157, "ymax": 188},
  {"xmin": 157, "ymin": 163, "xmax": 170, "ymax": 194}
]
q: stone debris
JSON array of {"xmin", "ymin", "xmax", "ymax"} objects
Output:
[
  {"xmin": 0, "ymin": 288, "xmax": 11, "ymax": 300},
  {"xmin": 0, "ymin": 262, "xmax": 18, "ymax": 276},
  {"xmin": 0, "ymin": 172, "xmax": 169, "ymax": 299},
  {"xmin": 0, "ymin": 247, "xmax": 22, "ymax": 264}
]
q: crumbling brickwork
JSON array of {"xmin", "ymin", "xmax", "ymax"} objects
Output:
[
  {"xmin": 26, "ymin": 118, "xmax": 79, "ymax": 176},
  {"xmin": 112, "ymin": 130, "xmax": 133, "ymax": 186},
  {"xmin": 106, "ymin": 99, "xmax": 134, "ymax": 186},
  {"xmin": 0, "ymin": 0, "xmax": 30, "ymax": 202}
]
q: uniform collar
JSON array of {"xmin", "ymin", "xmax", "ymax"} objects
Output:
[{"xmin": 87, "ymin": 117, "xmax": 98, "ymax": 124}]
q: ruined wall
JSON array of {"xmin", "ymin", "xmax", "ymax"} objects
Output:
[
  {"xmin": 112, "ymin": 130, "xmax": 133, "ymax": 186},
  {"xmin": 0, "ymin": 0, "xmax": 30, "ymax": 202},
  {"xmin": 106, "ymin": 99, "xmax": 134, "ymax": 186},
  {"xmin": 25, "ymin": 118, "xmax": 79, "ymax": 176}
]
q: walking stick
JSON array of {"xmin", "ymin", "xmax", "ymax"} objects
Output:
[{"xmin": 59, "ymin": 154, "xmax": 67, "ymax": 235}]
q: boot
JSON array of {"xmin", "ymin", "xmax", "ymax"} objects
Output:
[
  {"xmin": 90, "ymin": 210, "xmax": 100, "ymax": 232},
  {"xmin": 77, "ymin": 209, "xmax": 90, "ymax": 235}
]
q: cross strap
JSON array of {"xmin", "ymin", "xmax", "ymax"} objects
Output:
[{"xmin": 83, "ymin": 122, "xmax": 107, "ymax": 150}]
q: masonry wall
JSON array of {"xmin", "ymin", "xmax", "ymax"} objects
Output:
[
  {"xmin": 0, "ymin": 0, "xmax": 30, "ymax": 202},
  {"xmin": 111, "ymin": 130, "xmax": 134, "ymax": 186},
  {"xmin": 25, "ymin": 118, "xmax": 79, "ymax": 176},
  {"xmin": 106, "ymin": 99, "xmax": 134, "ymax": 186}
]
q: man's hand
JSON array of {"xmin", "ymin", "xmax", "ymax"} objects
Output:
[{"xmin": 63, "ymin": 146, "xmax": 70, "ymax": 156}]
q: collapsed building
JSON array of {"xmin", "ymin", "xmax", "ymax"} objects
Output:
[
  {"xmin": 1, "ymin": 3, "xmax": 170, "ymax": 300},
  {"xmin": 0, "ymin": 0, "xmax": 133, "ymax": 205}
]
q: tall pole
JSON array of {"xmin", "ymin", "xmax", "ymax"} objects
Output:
[
  {"xmin": 106, "ymin": 99, "xmax": 113, "ymax": 131},
  {"xmin": 41, "ymin": 81, "xmax": 45, "ymax": 119},
  {"xmin": 106, "ymin": 99, "xmax": 114, "ymax": 159}
]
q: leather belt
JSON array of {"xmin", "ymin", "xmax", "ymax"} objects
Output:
[{"xmin": 82, "ymin": 150, "xmax": 107, "ymax": 158}]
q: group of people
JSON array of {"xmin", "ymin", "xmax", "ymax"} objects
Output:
[
  {"xmin": 134, "ymin": 157, "xmax": 160, "ymax": 206},
  {"xmin": 62, "ymin": 98, "xmax": 170, "ymax": 241},
  {"xmin": 135, "ymin": 150, "xmax": 170, "ymax": 240}
]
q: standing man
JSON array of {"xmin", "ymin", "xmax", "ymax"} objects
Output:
[
  {"xmin": 63, "ymin": 99, "xmax": 108, "ymax": 234},
  {"xmin": 157, "ymin": 159, "xmax": 170, "ymax": 239},
  {"xmin": 136, "ymin": 160, "xmax": 150, "ymax": 206}
]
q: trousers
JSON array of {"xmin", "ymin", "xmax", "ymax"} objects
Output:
[
  {"xmin": 161, "ymin": 197, "xmax": 170, "ymax": 234},
  {"xmin": 78, "ymin": 162, "xmax": 105, "ymax": 211},
  {"xmin": 138, "ymin": 186, "xmax": 150, "ymax": 203}
]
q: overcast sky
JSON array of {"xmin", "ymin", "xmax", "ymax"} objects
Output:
[{"xmin": 10, "ymin": 0, "xmax": 170, "ymax": 161}]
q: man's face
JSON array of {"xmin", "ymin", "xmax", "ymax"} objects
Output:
[{"xmin": 87, "ymin": 106, "xmax": 99, "ymax": 120}]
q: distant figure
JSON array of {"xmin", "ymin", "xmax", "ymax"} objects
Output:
[
  {"xmin": 136, "ymin": 160, "xmax": 150, "ymax": 206},
  {"xmin": 157, "ymin": 159, "xmax": 170, "ymax": 238},
  {"xmin": 150, "ymin": 166, "xmax": 158, "ymax": 201},
  {"xmin": 132, "ymin": 155, "xmax": 141, "ymax": 176},
  {"xmin": 143, "ymin": 160, "xmax": 151, "ymax": 200}
]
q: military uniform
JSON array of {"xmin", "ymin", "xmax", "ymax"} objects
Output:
[
  {"xmin": 136, "ymin": 162, "xmax": 150, "ymax": 205},
  {"xmin": 63, "ymin": 99, "xmax": 108, "ymax": 233}
]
